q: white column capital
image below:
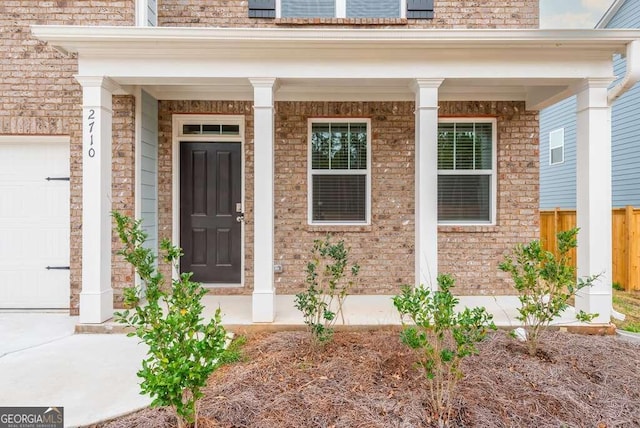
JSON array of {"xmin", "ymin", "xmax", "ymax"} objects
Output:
[
  {"xmin": 576, "ymin": 79, "xmax": 612, "ymax": 113},
  {"xmin": 575, "ymin": 77, "xmax": 616, "ymax": 92},
  {"xmin": 74, "ymin": 75, "xmax": 121, "ymax": 92},
  {"xmin": 410, "ymin": 78, "xmax": 445, "ymax": 93},
  {"xmin": 250, "ymin": 78, "xmax": 278, "ymax": 109},
  {"xmin": 249, "ymin": 77, "xmax": 278, "ymax": 88}
]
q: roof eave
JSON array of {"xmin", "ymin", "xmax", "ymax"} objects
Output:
[{"xmin": 31, "ymin": 25, "xmax": 640, "ymax": 55}]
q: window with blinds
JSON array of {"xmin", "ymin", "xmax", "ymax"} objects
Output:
[
  {"xmin": 281, "ymin": 0, "xmax": 401, "ymax": 18},
  {"xmin": 309, "ymin": 120, "xmax": 370, "ymax": 224},
  {"xmin": 549, "ymin": 128, "xmax": 565, "ymax": 165},
  {"xmin": 437, "ymin": 120, "xmax": 496, "ymax": 224}
]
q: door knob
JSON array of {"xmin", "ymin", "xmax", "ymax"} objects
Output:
[{"xmin": 236, "ymin": 214, "xmax": 245, "ymax": 223}]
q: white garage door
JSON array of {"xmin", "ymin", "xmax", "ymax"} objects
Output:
[{"xmin": 0, "ymin": 136, "xmax": 70, "ymax": 309}]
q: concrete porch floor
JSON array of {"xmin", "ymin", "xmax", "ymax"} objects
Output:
[{"xmin": 200, "ymin": 294, "xmax": 584, "ymax": 328}]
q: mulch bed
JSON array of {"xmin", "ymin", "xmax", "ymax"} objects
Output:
[{"xmin": 94, "ymin": 329, "xmax": 640, "ymax": 428}]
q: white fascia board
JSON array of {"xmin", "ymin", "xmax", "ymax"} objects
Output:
[
  {"xmin": 76, "ymin": 49, "xmax": 613, "ymax": 81},
  {"xmin": 31, "ymin": 26, "xmax": 640, "ymax": 54}
]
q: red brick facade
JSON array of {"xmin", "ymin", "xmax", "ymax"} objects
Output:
[
  {"xmin": 1, "ymin": 1, "xmax": 541, "ymax": 313},
  {"xmin": 159, "ymin": 0, "xmax": 539, "ymax": 29}
]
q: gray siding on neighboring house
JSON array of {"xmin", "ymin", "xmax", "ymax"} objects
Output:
[
  {"xmin": 539, "ymin": 96, "xmax": 577, "ymax": 209},
  {"xmin": 608, "ymin": 0, "xmax": 640, "ymax": 207},
  {"xmin": 540, "ymin": 0, "xmax": 640, "ymax": 209},
  {"xmin": 141, "ymin": 90, "xmax": 158, "ymax": 255}
]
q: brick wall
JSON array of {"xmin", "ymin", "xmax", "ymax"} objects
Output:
[
  {"xmin": 438, "ymin": 101, "xmax": 539, "ymax": 295},
  {"xmin": 158, "ymin": 0, "xmax": 539, "ymax": 29},
  {"xmin": 0, "ymin": 1, "xmax": 136, "ymax": 313},
  {"xmin": 156, "ymin": 101, "xmax": 539, "ymax": 297}
]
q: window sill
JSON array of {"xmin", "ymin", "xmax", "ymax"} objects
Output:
[
  {"xmin": 307, "ymin": 224, "xmax": 372, "ymax": 233},
  {"xmin": 438, "ymin": 224, "xmax": 498, "ymax": 233},
  {"xmin": 275, "ymin": 18, "xmax": 408, "ymax": 26}
]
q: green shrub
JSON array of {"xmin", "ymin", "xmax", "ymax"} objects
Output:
[
  {"xmin": 113, "ymin": 212, "xmax": 227, "ymax": 428},
  {"xmin": 499, "ymin": 227, "xmax": 599, "ymax": 356},
  {"xmin": 393, "ymin": 274, "xmax": 496, "ymax": 427},
  {"xmin": 294, "ymin": 236, "xmax": 359, "ymax": 344},
  {"xmin": 613, "ymin": 282, "xmax": 625, "ymax": 292}
]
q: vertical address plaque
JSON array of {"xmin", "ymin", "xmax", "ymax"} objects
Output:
[{"xmin": 87, "ymin": 108, "xmax": 96, "ymax": 158}]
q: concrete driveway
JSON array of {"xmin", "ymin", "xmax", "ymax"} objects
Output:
[{"xmin": 0, "ymin": 313, "xmax": 150, "ymax": 427}]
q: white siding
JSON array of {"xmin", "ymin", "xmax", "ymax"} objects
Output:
[{"xmin": 140, "ymin": 90, "xmax": 158, "ymax": 255}]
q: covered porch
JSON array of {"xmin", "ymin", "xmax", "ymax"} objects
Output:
[{"xmin": 32, "ymin": 26, "xmax": 640, "ymax": 325}]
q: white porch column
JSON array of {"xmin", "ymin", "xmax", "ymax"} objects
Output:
[
  {"xmin": 412, "ymin": 79, "xmax": 443, "ymax": 290},
  {"xmin": 76, "ymin": 76, "xmax": 119, "ymax": 323},
  {"xmin": 575, "ymin": 78, "xmax": 613, "ymax": 323},
  {"xmin": 250, "ymin": 78, "xmax": 277, "ymax": 322}
]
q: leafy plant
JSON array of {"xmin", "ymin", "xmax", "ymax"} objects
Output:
[
  {"xmin": 393, "ymin": 274, "xmax": 496, "ymax": 427},
  {"xmin": 294, "ymin": 236, "xmax": 360, "ymax": 344},
  {"xmin": 113, "ymin": 212, "xmax": 227, "ymax": 428},
  {"xmin": 499, "ymin": 227, "xmax": 599, "ymax": 356},
  {"xmin": 612, "ymin": 281, "xmax": 625, "ymax": 292}
]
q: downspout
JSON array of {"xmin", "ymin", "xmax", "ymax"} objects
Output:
[
  {"xmin": 607, "ymin": 40, "xmax": 640, "ymax": 322},
  {"xmin": 608, "ymin": 39, "xmax": 640, "ymax": 105}
]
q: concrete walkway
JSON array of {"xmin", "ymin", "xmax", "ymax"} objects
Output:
[{"xmin": 0, "ymin": 312, "xmax": 149, "ymax": 428}]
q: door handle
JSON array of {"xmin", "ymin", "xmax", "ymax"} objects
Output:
[
  {"xmin": 236, "ymin": 214, "xmax": 245, "ymax": 223},
  {"xmin": 46, "ymin": 266, "xmax": 70, "ymax": 270}
]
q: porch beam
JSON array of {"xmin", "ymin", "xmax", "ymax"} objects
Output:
[
  {"xmin": 75, "ymin": 76, "xmax": 119, "ymax": 323},
  {"xmin": 575, "ymin": 77, "xmax": 613, "ymax": 324},
  {"xmin": 412, "ymin": 78, "xmax": 443, "ymax": 290},
  {"xmin": 250, "ymin": 77, "xmax": 277, "ymax": 322}
]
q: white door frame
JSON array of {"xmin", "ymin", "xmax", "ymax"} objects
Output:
[{"xmin": 171, "ymin": 114, "xmax": 246, "ymax": 287}]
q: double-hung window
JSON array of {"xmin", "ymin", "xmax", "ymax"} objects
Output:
[
  {"xmin": 281, "ymin": 0, "xmax": 403, "ymax": 18},
  {"xmin": 437, "ymin": 119, "xmax": 497, "ymax": 225},
  {"xmin": 308, "ymin": 119, "xmax": 371, "ymax": 225},
  {"xmin": 549, "ymin": 128, "xmax": 565, "ymax": 165}
]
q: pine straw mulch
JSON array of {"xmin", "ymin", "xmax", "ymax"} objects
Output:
[{"xmin": 93, "ymin": 329, "xmax": 640, "ymax": 428}]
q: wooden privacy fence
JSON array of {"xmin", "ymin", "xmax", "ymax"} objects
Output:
[{"xmin": 540, "ymin": 207, "xmax": 640, "ymax": 291}]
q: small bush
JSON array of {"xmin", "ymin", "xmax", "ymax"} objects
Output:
[
  {"xmin": 499, "ymin": 227, "xmax": 599, "ymax": 356},
  {"xmin": 613, "ymin": 282, "xmax": 625, "ymax": 292},
  {"xmin": 294, "ymin": 236, "xmax": 359, "ymax": 344},
  {"xmin": 393, "ymin": 274, "xmax": 496, "ymax": 427},
  {"xmin": 113, "ymin": 212, "xmax": 227, "ymax": 428}
]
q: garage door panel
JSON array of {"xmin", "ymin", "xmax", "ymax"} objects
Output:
[{"xmin": 0, "ymin": 139, "xmax": 70, "ymax": 309}]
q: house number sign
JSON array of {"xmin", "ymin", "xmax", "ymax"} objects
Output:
[{"xmin": 87, "ymin": 109, "xmax": 96, "ymax": 158}]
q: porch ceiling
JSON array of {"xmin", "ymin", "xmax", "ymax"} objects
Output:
[{"xmin": 31, "ymin": 26, "xmax": 640, "ymax": 110}]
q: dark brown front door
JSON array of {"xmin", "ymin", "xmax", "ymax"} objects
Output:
[{"xmin": 180, "ymin": 142, "xmax": 242, "ymax": 283}]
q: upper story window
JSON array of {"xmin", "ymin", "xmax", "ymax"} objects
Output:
[
  {"xmin": 437, "ymin": 119, "xmax": 497, "ymax": 225},
  {"xmin": 248, "ymin": 0, "xmax": 433, "ymax": 19},
  {"xmin": 308, "ymin": 119, "xmax": 371, "ymax": 225},
  {"xmin": 136, "ymin": 0, "xmax": 157, "ymax": 26},
  {"xmin": 282, "ymin": 0, "xmax": 401, "ymax": 18},
  {"xmin": 549, "ymin": 128, "xmax": 565, "ymax": 165}
]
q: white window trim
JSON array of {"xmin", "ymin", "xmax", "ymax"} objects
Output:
[
  {"xmin": 437, "ymin": 117, "xmax": 498, "ymax": 226},
  {"xmin": 307, "ymin": 118, "xmax": 372, "ymax": 226},
  {"xmin": 171, "ymin": 114, "xmax": 246, "ymax": 288},
  {"xmin": 549, "ymin": 128, "xmax": 565, "ymax": 166},
  {"xmin": 276, "ymin": 0, "xmax": 405, "ymax": 18},
  {"xmin": 136, "ymin": 0, "xmax": 157, "ymax": 26}
]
